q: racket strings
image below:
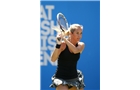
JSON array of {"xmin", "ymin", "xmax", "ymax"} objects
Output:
[{"xmin": 56, "ymin": 13, "xmax": 69, "ymax": 37}]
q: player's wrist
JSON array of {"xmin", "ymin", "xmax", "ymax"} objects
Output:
[{"xmin": 55, "ymin": 44, "xmax": 61, "ymax": 49}]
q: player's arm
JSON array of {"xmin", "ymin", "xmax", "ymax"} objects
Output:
[
  {"xmin": 63, "ymin": 38, "xmax": 85, "ymax": 54},
  {"xmin": 51, "ymin": 47, "xmax": 62, "ymax": 62},
  {"xmin": 51, "ymin": 33, "xmax": 63, "ymax": 62},
  {"xmin": 51, "ymin": 42, "xmax": 65, "ymax": 62}
]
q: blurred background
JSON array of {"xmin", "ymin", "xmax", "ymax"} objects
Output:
[{"xmin": 40, "ymin": 1, "xmax": 100, "ymax": 90}]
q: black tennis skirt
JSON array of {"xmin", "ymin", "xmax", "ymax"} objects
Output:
[{"xmin": 49, "ymin": 70, "xmax": 85, "ymax": 90}]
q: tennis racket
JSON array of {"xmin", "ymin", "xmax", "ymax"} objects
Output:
[
  {"xmin": 57, "ymin": 13, "xmax": 68, "ymax": 32},
  {"xmin": 53, "ymin": 13, "xmax": 69, "ymax": 42},
  {"xmin": 53, "ymin": 13, "xmax": 69, "ymax": 35}
]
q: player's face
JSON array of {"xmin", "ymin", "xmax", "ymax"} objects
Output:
[{"xmin": 71, "ymin": 27, "xmax": 82, "ymax": 41}]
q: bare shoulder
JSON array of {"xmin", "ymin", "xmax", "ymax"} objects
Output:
[
  {"xmin": 61, "ymin": 41, "xmax": 66, "ymax": 47},
  {"xmin": 77, "ymin": 42, "xmax": 85, "ymax": 53},
  {"xmin": 60, "ymin": 41, "xmax": 66, "ymax": 51},
  {"xmin": 78, "ymin": 41, "xmax": 85, "ymax": 46}
]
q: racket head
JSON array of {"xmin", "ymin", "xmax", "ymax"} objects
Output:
[{"xmin": 57, "ymin": 13, "xmax": 68, "ymax": 32}]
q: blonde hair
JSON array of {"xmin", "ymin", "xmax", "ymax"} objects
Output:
[{"xmin": 65, "ymin": 24, "xmax": 83, "ymax": 36}]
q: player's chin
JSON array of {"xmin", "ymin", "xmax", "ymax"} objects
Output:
[{"xmin": 77, "ymin": 38, "xmax": 81, "ymax": 41}]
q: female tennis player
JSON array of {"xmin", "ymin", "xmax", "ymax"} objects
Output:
[{"xmin": 50, "ymin": 24, "xmax": 85, "ymax": 90}]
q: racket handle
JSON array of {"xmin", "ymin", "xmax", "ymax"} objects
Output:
[
  {"xmin": 56, "ymin": 37, "xmax": 62, "ymax": 44},
  {"xmin": 57, "ymin": 37, "xmax": 61, "ymax": 41}
]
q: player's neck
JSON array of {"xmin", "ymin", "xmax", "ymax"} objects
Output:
[{"xmin": 68, "ymin": 38, "xmax": 78, "ymax": 46}]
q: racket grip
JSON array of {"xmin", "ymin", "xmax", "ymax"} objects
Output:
[
  {"xmin": 56, "ymin": 37, "xmax": 62, "ymax": 44},
  {"xmin": 57, "ymin": 37, "xmax": 61, "ymax": 41}
]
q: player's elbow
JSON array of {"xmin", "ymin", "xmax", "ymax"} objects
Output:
[
  {"xmin": 51, "ymin": 56, "xmax": 57, "ymax": 62},
  {"xmin": 51, "ymin": 57, "xmax": 55, "ymax": 62},
  {"xmin": 51, "ymin": 59, "xmax": 55, "ymax": 62},
  {"xmin": 73, "ymin": 47, "xmax": 83, "ymax": 54},
  {"xmin": 73, "ymin": 49, "xmax": 80, "ymax": 54}
]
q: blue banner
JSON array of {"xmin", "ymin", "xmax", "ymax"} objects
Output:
[{"xmin": 40, "ymin": 1, "xmax": 100, "ymax": 90}]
